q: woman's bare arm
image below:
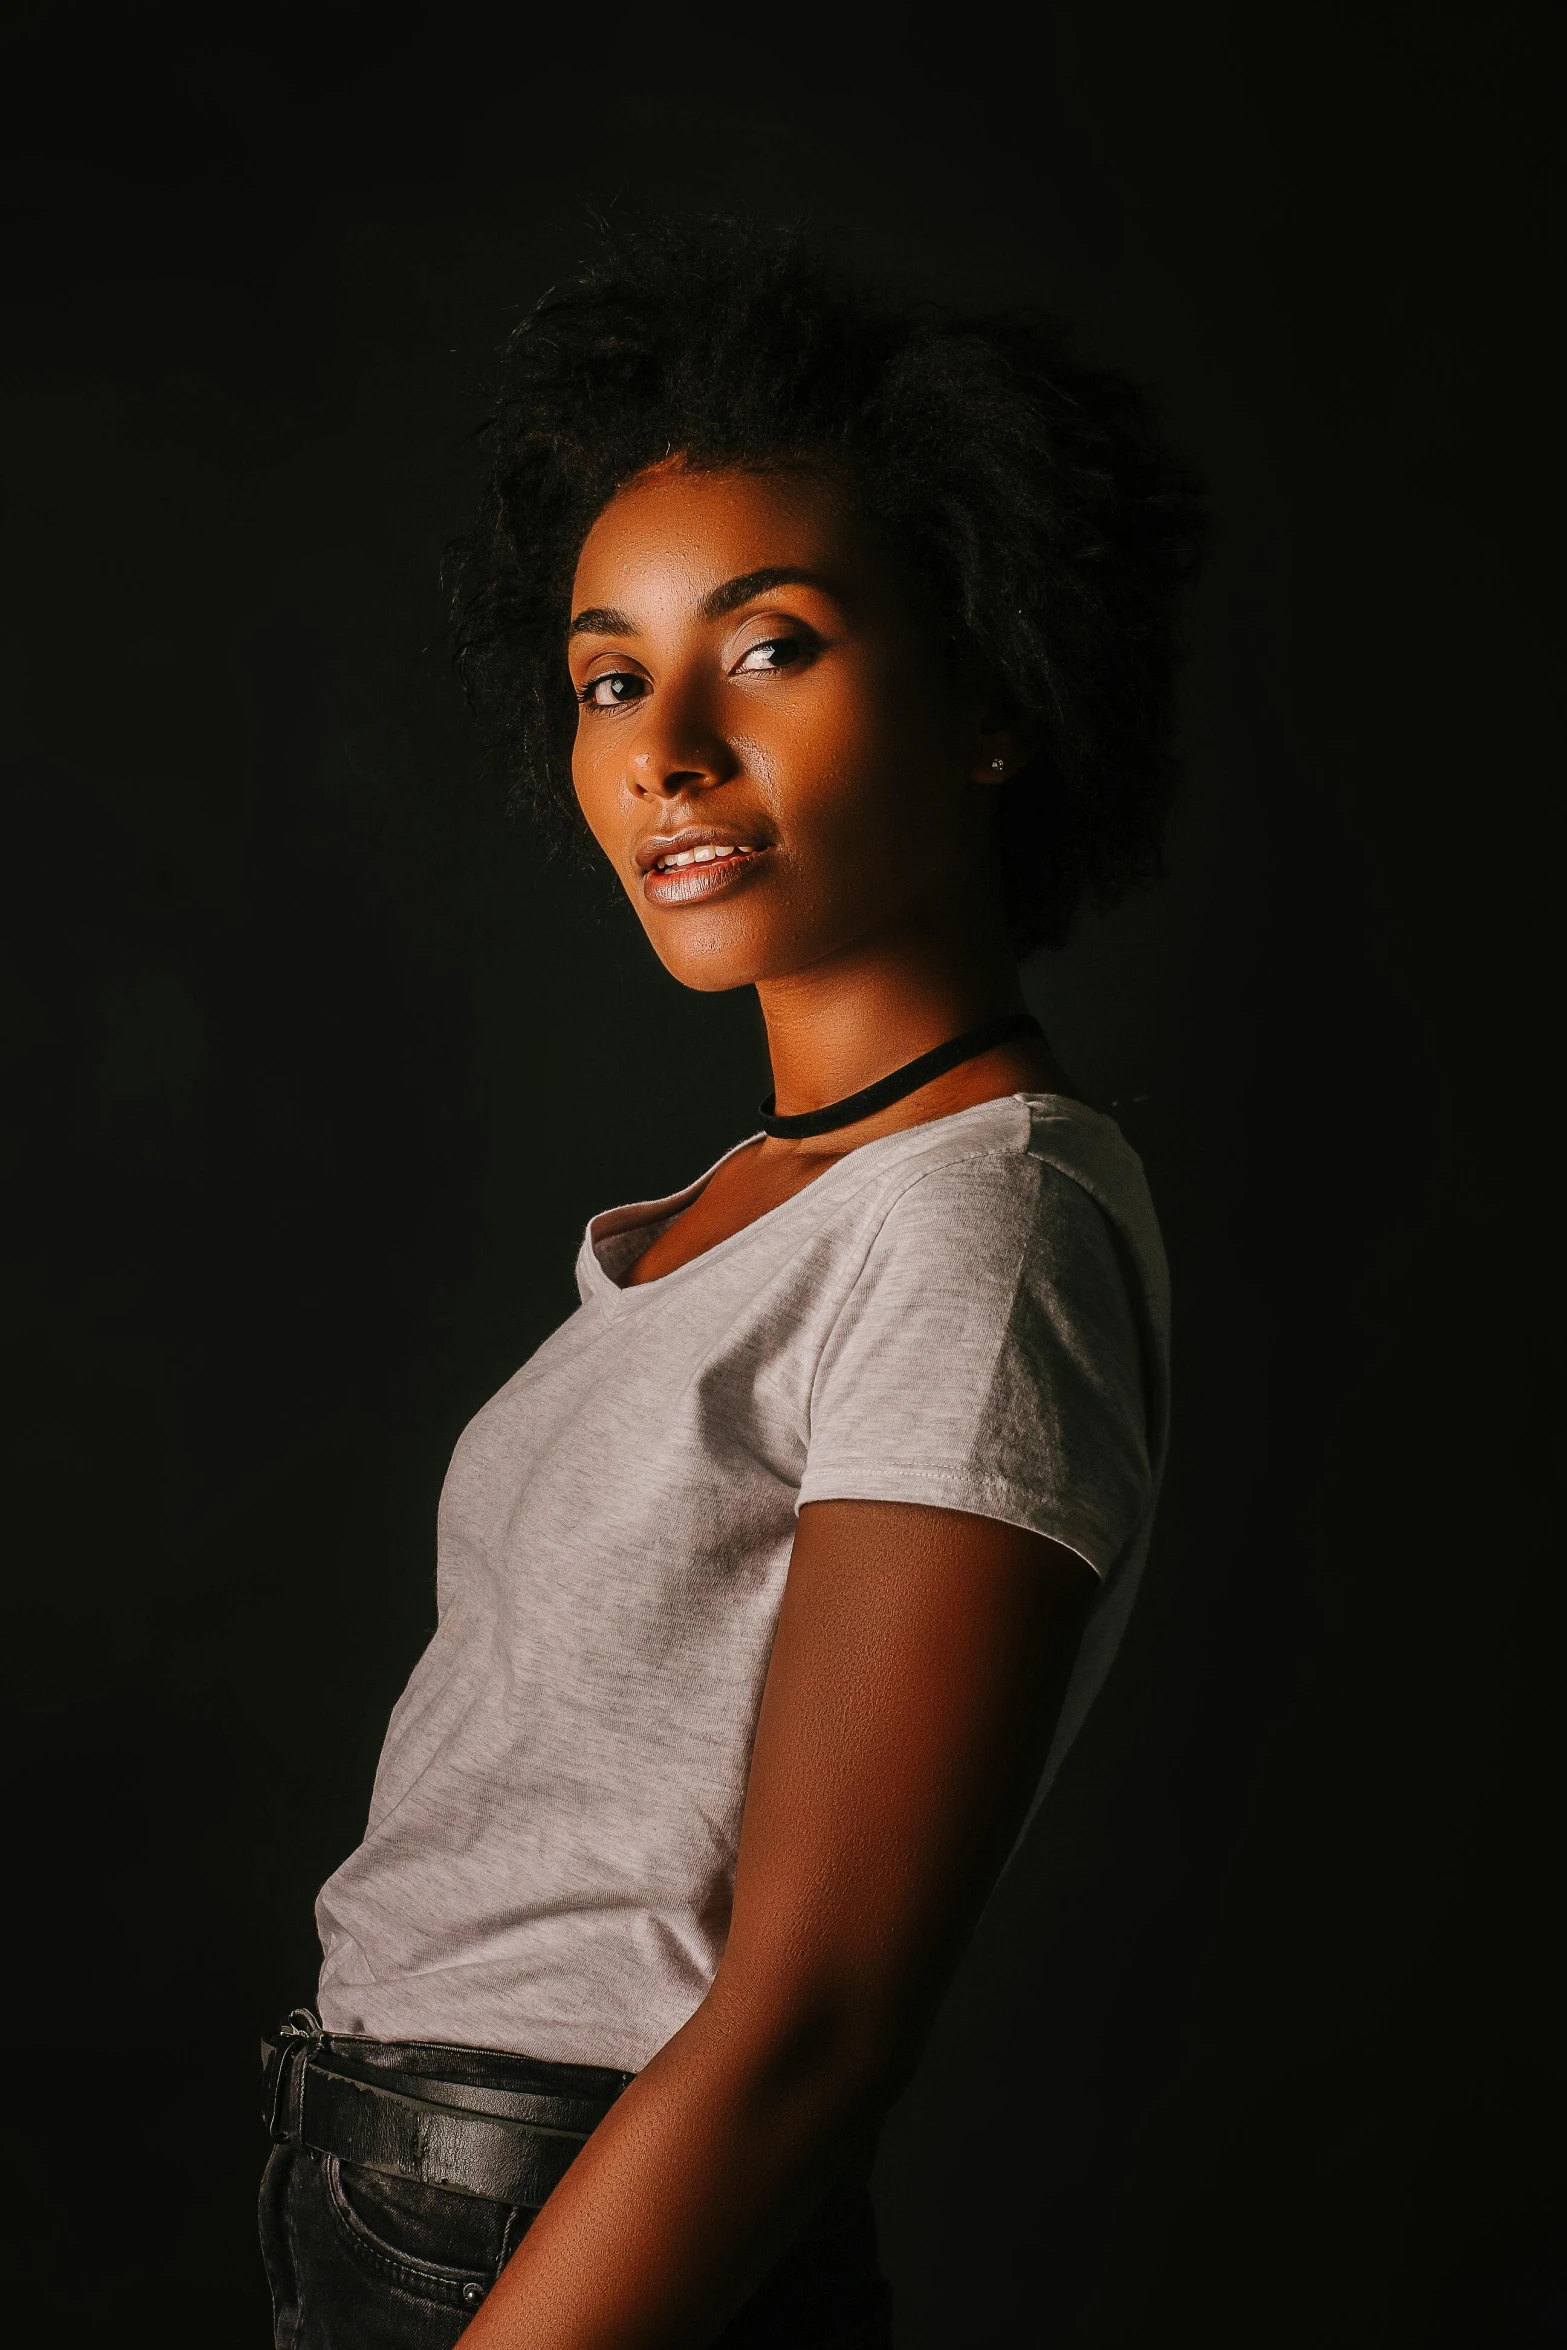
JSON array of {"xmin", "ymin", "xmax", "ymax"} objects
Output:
[{"xmin": 460, "ymin": 1497, "xmax": 1096, "ymax": 2350}]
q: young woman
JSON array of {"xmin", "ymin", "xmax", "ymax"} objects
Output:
[{"xmin": 259, "ymin": 221, "xmax": 1199, "ymax": 2349}]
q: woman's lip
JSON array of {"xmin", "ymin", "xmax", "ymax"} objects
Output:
[
  {"xmin": 634, "ymin": 827, "xmax": 767, "ymax": 874},
  {"xmin": 641, "ymin": 845, "xmax": 771, "ymax": 908}
]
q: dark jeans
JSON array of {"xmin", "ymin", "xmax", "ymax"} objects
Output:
[{"xmin": 259, "ymin": 2048, "xmax": 893, "ymax": 2350}]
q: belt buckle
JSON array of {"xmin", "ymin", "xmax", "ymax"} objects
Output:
[{"xmin": 261, "ymin": 2008, "xmax": 323, "ymax": 2140}]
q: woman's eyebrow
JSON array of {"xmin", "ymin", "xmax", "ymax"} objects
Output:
[
  {"xmin": 701, "ymin": 566, "xmax": 834, "ymax": 621},
  {"xmin": 569, "ymin": 605, "xmax": 636, "ymax": 639},
  {"xmin": 568, "ymin": 568, "xmax": 835, "ymax": 641}
]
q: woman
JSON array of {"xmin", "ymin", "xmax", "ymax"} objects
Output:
[{"xmin": 259, "ymin": 221, "xmax": 1199, "ymax": 2349}]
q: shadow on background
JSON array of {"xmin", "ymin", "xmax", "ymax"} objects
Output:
[{"xmin": 1, "ymin": 3, "xmax": 1558, "ymax": 2342}]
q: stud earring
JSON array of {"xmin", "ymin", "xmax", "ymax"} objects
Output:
[{"xmin": 990, "ymin": 758, "xmax": 1005, "ymax": 772}]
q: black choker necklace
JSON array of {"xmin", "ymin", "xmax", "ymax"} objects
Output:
[{"xmin": 759, "ymin": 1012, "xmax": 1044, "ymax": 1140}]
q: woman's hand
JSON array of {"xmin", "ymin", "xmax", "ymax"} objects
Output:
[{"xmin": 459, "ymin": 1498, "xmax": 1095, "ymax": 2349}]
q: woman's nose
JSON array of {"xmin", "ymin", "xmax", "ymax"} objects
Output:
[
  {"xmin": 629, "ymin": 749, "xmax": 713, "ymax": 800},
  {"xmin": 625, "ymin": 685, "xmax": 735, "ymax": 800}
]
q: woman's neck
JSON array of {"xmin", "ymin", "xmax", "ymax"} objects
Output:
[{"xmin": 755, "ymin": 908, "xmax": 1033, "ymax": 1123}]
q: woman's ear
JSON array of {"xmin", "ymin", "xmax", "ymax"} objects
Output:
[{"xmin": 969, "ymin": 698, "xmax": 1038, "ymax": 788}]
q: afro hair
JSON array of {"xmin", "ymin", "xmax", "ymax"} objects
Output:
[{"xmin": 449, "ymin": 219, "xmax": 1203, "ymax": 955}]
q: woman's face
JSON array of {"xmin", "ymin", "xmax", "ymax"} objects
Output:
[{"xmin": 567, "ymin": 463, "xmax": 1007, "ymax": 994}]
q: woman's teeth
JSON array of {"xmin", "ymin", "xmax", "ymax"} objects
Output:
[{"xmin": 654, "ymin": 844, "xmax": 758, "ymax": 872}]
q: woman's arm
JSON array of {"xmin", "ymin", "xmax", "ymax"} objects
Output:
[{"xmin": 460, "ymin": 1498, "xmax": 1096, "ymax": 2350}]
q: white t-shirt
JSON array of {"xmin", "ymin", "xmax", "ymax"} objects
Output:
[{"xmin": 315, "ymin": 1093, "xmax": 1169, "ymax": 2072}]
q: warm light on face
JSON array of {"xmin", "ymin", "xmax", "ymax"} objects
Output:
[{"xmin": 566, "ymin": 464, "xmax": 1001, "ymax": 995}]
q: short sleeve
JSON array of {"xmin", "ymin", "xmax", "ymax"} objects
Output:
[{"xmin": 797, "ymin": 1150, "xmax": 1154, "ymax": 1576}]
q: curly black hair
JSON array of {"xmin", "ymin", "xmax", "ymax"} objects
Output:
[{"xmin": 450, "ymin": 219, "xmax": 1202, "ymax": 956}]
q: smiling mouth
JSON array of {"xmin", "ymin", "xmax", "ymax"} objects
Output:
[
  {"xmin": 638, "ymin": 832, "xmax": 771, "ymax": 908},
  {"xmin": 652, "ymin": 842, "xmax": 760, "ymax": 873}
]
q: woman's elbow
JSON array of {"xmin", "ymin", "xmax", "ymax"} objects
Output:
[{"xmin": 703, "ymin": 1953, "xmax": 928, "ymax": 2122}]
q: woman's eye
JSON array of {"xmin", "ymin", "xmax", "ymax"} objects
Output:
[
  {"xmin": 579, "ymin": 670, "xmax": 647, "ymax": 708},
  {"xmin": 732, "ymin": 634, "xmax": 813, "ymax": 675}
]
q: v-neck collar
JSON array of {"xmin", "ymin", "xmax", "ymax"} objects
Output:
[{"xmin": 575, "ymin": 1093, "xmax": 1060, "ymax": 1316}]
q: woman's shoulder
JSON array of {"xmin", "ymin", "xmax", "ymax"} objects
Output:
[
  {"xmin": 854, "ymin": 1090, "xmax": 1151, "ymax": 1221},
  {"xmin": 802, "ymin": 1093, "xmax": 1170, "ymax": 1551},
  {"xmin": 842, "ymin": 1091, "xmax": 1167, "ymax": 1323}
]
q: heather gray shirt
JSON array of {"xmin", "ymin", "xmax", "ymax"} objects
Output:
[{"xmin": 315, "ymin": 1093, "xmax": 1169, "ymax": 2072}]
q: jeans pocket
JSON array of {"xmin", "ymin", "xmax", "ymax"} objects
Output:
[{"xmin": 324, "ymin": 2156, "xmax": 512, "ymax": 2304}]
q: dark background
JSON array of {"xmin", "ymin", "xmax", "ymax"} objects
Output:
[{"xmin": 2, "ymin": 2, "xmax": 1558, "ymax": 2342}]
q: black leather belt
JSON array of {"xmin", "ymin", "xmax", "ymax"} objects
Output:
[{"xmin": 263, "ymin": 2021, "xmax": 633, "ymax": 2208}]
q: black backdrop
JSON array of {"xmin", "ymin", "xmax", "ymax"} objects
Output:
[{"xmin": 2, "ymin": 4, "xmax": 1559, "ymax": 2343}]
